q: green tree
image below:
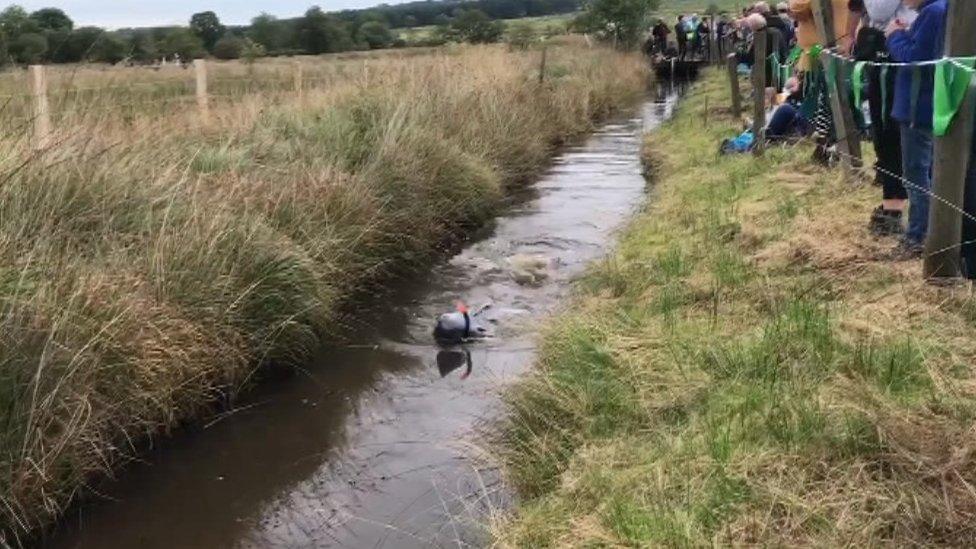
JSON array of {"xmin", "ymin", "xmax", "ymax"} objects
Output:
[
  {"xmin": 48, "ymin": 26, "xmax": 102, "ymax": 63},
  {"xmin": 450, "ymin": 9, "xmax": 504, "ymax": 44},
  {"xmin": 29, "ymin": 7, "xmax": 72, "ymax": 32},
  {"xmin": 240, "ymin": 37, "xmax": 266, "ymax": 65},
  {"xmin": 90, "ymin": 33, "xmax": 127, "ymax": 64},
  {"xmin": 0, "ymin": 32, "xmax": 10, "ymax": 67},
  {"xmin": 248, "ymin": 13, "xmax": 289, "ymax": 52},
  {"xmin": 0, "ymin": 6, "xmax": 40, "ymax": 39},
  {"xmin": 160, "ymin": 28, "xmax": 206, "ymax": 60},
  {"xmin": 297, "ymin": 6, "xmax": 353, "ymax": 54},
  {"xmin": 506, "ymin": 20, "xmax": 537, "ymax": 49},
  {"xmin": 10, "ymin": 32, "xmax": 47, "ymax": 64},
  {"xmin": 573, "ymin": 0, "xmax": 658, "ymax": 48},
  {"xmin": 128, "ymin": 31, "xmax": 158, "ymax": 63},
  {"xmin": 41, "ymin": 27, "xmax": 69, "ymax": 62},
  {"xmin": 212, "ymin": 35, "xmax": 245, "ymax": 59},
  {"xmin": 189, "ymin": 11, "xmax": 225, "ymax": 52},
  {"xmin": 357, "ymin": 20, "xmax": 392, "ymax": 50}
]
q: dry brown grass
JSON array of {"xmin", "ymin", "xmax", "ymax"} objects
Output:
[{"xmin": 0, "ymin": 42, "xmax": 649, "ymax": 545}]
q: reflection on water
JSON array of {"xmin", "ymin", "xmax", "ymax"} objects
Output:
[
  {"xmin": 48, "ymin": 85, "xmax": 684, "ymax": 549},
  {"xmin": 436, "ymin": 349, "xmax": 474, "ymax": 380}
]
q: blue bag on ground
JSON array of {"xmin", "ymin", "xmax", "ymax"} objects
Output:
[{"xmin": 719, "ymin": 130, "xmax": 754, "ymax": 154}]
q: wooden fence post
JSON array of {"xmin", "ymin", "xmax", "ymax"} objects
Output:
[
  {"xmin": 727, "ymin": 53, "xmax": 742, "ymax": 118},
  {"xmin": 194, "ymin": 59, "xmax": 209, "ymax": 124},
  {"xmin": 294, "ymin": 61, "xmax": 303, "ymax": 96},
  {"xmin": 28, "ymin": 65, "xmax": 50, "ymax": 150},
  {"xmin": 710, "ymin": 19, "xmax": 720, "ymax": 63},
  {"xmin": 752, "ymin": 27, "xmax": 767, "ymax": 156},
  {"xmin": 539, "ymin": 44, "xmax": 548, "ymax": 84},
  {"xmin": 811, "ymin": 0, "xmax": 862, "ymax": 170},
  {"xmin": 924, "ymin": 1, "xmax": 976, "ymax": 279}
]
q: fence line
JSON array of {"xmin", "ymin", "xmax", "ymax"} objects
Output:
[
  {"xmin": 727, "ymin": 0, "xmax": 976, "ymax": 281},
  {"xmin": 16, "ymin": 60, "xmax": 340, "ymax": 144}
]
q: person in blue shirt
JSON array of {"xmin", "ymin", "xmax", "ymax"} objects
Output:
[
  {"xmin": 885, "ymin": 0, "xmax": 947, "ymax": 257},
  {"xmin": 676, "ymin": 15, "xmax": 689, "ymax": 60}
]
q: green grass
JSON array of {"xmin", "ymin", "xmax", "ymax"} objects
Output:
[
  {"xmin": 654, "ymin": 0, "xmax": 749, "ymax": 18},
  {"xmin": 0, "ymin": 43, "xmax": 649, "ymax": 545},
  {"xmin": 397, "ymin": 13, "xmax": 576, "ymax": 46},
  {"xmin": 492, "ymin": 68, "xmax": 976, "ymax": 546}
]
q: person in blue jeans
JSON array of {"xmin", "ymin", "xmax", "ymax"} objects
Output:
[{"xmin": 885, "ymin": 0, "xmax": 947, "ymax": 258}]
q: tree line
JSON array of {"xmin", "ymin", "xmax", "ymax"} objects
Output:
[{"xmin": 0, "ymin": 0, "xmax": 580, "ymax": 67}]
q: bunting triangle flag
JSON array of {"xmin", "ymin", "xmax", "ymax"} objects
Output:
[{"xmin": 933, "ymin": 57, "xmax": 976, "ymax": 136}]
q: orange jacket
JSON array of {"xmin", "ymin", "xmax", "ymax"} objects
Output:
[{"xmin": 790, "ymin": 0, "xmax": 850, "ymax": 70}]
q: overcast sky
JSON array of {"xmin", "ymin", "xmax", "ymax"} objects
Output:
[{"xmin": 8, "ymin": 1, "xmax": 393, "ymax": 29}]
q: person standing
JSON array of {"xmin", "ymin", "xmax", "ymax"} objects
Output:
[
  {"xmin": 651, "ymin": 18, "xmax": 671, "ymax": 54},
  {"xmin": 849, "ymin": 0, "xmax": 917, "ymax": 235},
  {"xmin": 776, "ymin": 2, "xmax": 796, "ymax": 44},
  {"xmin": 756, "ymin": 1, "xmax": 794, "ymax": 48},
  {"xmin": 676, "ymin": 15, "xmax": 689, "ymax": 60},
  {"xmin": 740, "ymin": 13, "xmax": 788, "ymax": 90},
  {"xmin": 886, "ymin": 0, "xmax": 947, "ymax": 257},
  {"xmin": 697, "ymin": 17, "xmax": 712, "ymax": 59},
  {"xmin": 717, "ymin": 15, "xmax": 730, "ymax": 55}
]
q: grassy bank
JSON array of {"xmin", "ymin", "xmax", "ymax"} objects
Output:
[
  {"xmin": 494, "ymin": 69, "xmax": 976, "ymax": 546},
  {"xmin": 0, "ymin": 42, "xmax": 647, "ymax": 544}
]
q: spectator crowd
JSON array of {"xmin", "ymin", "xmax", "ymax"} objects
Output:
[{"xmin": 648, "ymin": 1, "xmax": 976, "ymax": 273}]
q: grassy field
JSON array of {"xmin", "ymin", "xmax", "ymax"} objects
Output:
[
  {"xmin": 0, "ymin": 41, "xmax": 648, "ymax": 545},
  {"xmin": 0, "ymin": 49, "xmax": 447, "ymax": 127},
  {"xmin": 397, "ymin": 13, "xmax": 577, "ymax": 45},
  {"xmin": 654, "ymin": 0, "xmax": 750, "ymax": 18},
  {"xmin": 492, "ymin": 68, "xmax": 976, "ymax": 545}
]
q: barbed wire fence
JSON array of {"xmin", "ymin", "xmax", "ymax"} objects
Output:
[
  {"xmin": 4, "ymin": 54, "xmax": 413, "ymax": 152},
  {"xmin": 724, "ymin": 0, "xmax": 976, "ymax": 281}
]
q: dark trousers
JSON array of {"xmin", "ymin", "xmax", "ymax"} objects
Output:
[
  {"xmin": 867, "ymin": 65, "xmax": 907, "ymax": 201},
  {"xmin": 677, "ymin": 40, "xmax": 687, "ymax": 60}
]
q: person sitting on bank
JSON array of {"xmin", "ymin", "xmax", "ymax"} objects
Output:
[{"xmin": 766, "ymin": 77, "xmax": 813, "ymax": 141}]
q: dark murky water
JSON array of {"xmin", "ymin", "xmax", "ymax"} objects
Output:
[{"xmin": 47, "ymin": 84, "xmax": 683, "ymax": 549}]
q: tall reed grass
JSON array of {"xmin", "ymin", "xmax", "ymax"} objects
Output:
[{"xmin": 0, "ymin": 42, "xmax": 648, "ymax": 544}]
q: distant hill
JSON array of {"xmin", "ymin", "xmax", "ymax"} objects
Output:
[{"xmin": 334, "ymin": 0, "xmax": 583, "ymax": 29}]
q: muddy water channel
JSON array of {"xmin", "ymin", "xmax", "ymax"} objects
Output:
[{"xmin": 49, "ymin": 84, "xmax": 683, "ymax": 549}]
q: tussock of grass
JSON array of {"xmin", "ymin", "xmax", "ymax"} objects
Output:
[
  {"xmin": 0, "ymin": 43, "xmax": 648, "ymax": 544},
  {"xmin": 493, "ymin": 69, "xmax": 976, "ymax": 546}
]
